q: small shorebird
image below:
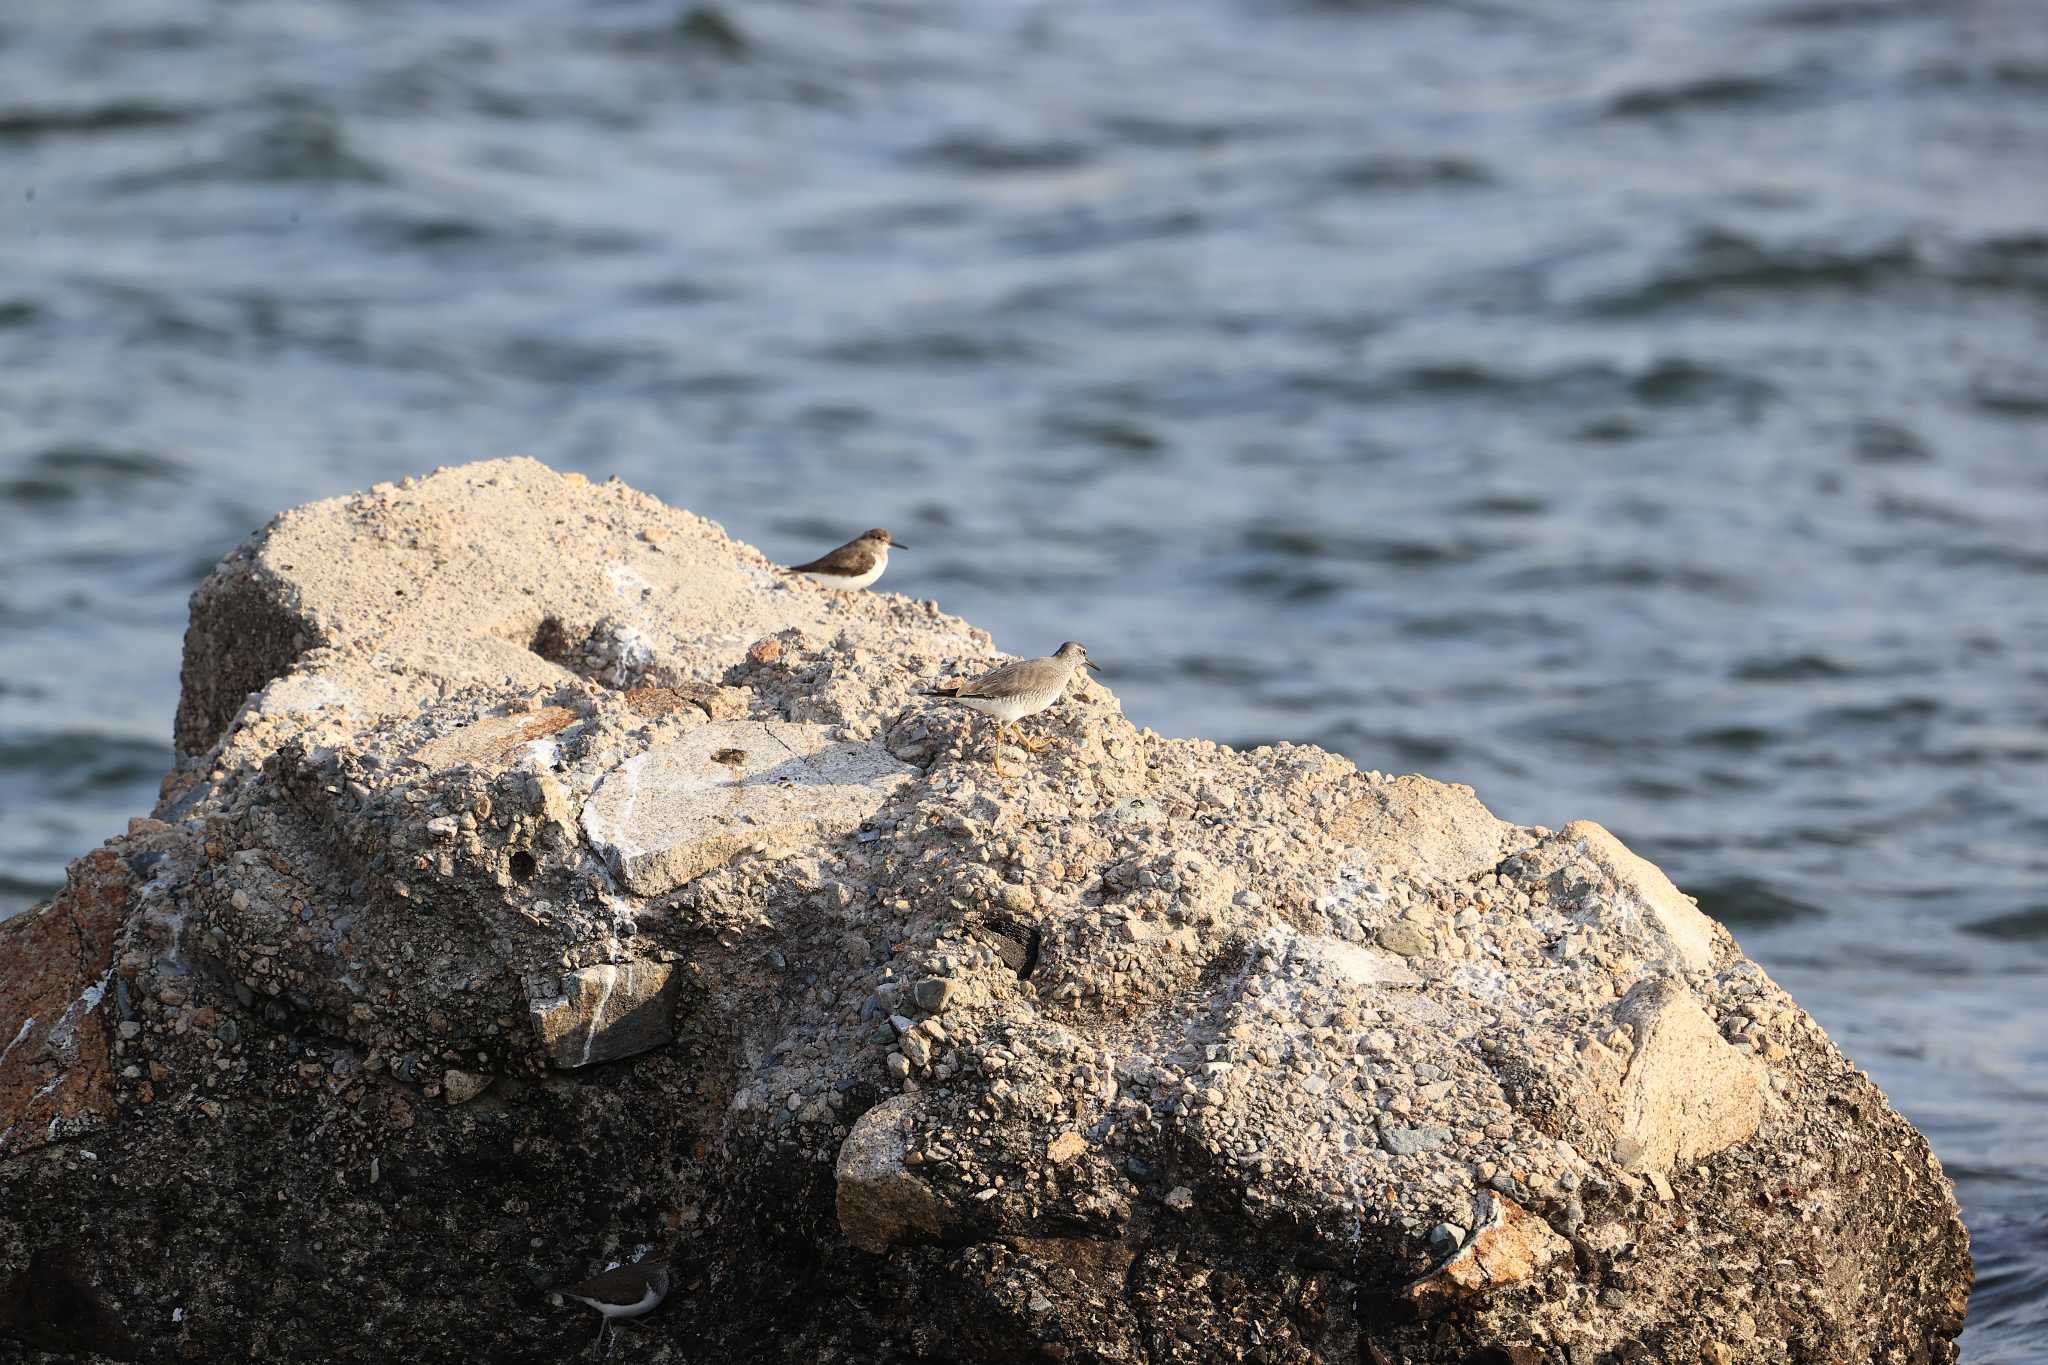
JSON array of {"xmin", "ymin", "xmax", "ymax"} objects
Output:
[
  {"xmin": 785, "ymin": 528, "xmax": 904, "ymax": 591},
  {"xmin": 923, "ymin": 641, "xmax": 1099, "ymax": 778},
  {"xmin": 556, "ymin": 1258, "xmax": 672, "ymax": 1358}
]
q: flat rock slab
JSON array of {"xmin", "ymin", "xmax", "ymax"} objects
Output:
[
  {"xmin": 581, "ymin": 721, "xmax": 914, "ymax": 896},
  {"xmin": 1330, "ymin": 776, "xmax": 1512, "ymax": 883},
  {"xmin": 412, "ymin": 707, "xmax": 578, "ymax": 772},
  {"xmin": 529, "ymin": 961, "xmax": 681, "ymax": 1069},
  {"xmin": 1300, "ymin": 935, "xmax": 1423, "ymax": 990}
]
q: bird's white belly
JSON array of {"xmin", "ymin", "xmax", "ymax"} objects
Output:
[
  {"xmin": 576, "ymin": 1286, "xmax": 661, "ymax": 1320},
  {"xmin": 953, "ymin": 690, "xmax": 1058, "ymax": 726},
  {"xmin": 807, "ymin": 562, "xmax": 883, "ymax": 591}
]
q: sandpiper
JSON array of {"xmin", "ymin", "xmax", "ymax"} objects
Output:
[
  {"xmin": 785, "ymin": 528, "xmax": 904, "ymax": 591},
  {"xmin": 556, "ymin": 1258, "xmax": 672, "ymax": 1357},
  {"xmin": 923, "ymin": 641, "xmax": 1099, "ymax": 778}
]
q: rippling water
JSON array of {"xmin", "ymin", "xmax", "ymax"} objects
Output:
[{"xmin": 3, "ymin": 0, "xmax": 2045, "ymax": 1353}]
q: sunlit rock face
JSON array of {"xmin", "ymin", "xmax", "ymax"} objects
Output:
[{"xmin": 0, "ymin": 460, "xmax": 1969, "ymax": 1363}]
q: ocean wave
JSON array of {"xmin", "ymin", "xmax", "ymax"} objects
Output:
[
  {"xmin": 1691, "ymin": 876, "xmax": 1829, "ymax": 926},
  {"xmin": 1815, "ymin": 695, "xmax": 1940, "ymax": 728},
  {"xmin": 785, "ymin": 199, "xmax": 978, "ymax": 253},
  {"xmin": 1396, "ymin": 607, "xmax": 1574, "ymax": 642},
  {"xmin": 1287, "ymin": 359, "xmax": 1605, "ymax": 405},
  {"xmin": 1095, "ymin": 112, "xmax": 1240, "ymax": 149},
  {"xmin": 1288, "ymin": 356, "xmax": 1778, "ymax": 413},
  {"xmin": 0, "ymin": 729, "xmax": 170, "ymax": 801},
  {"xmin": 0, "ymin": 446, "xmax": 189, "ymax": 505},
  {"xmin": 819, "ymin": 329, "xmax": 1056, "ymax": 368},
  {"xmin": 1042, "ymin": 412, "xmax": 1166, "ymax": 458},
  {"xmin": 1499, "ymin": 557, "xmax": 1759, "ymax": 599},
  {"xmin": 1331, "ymin": 153, "xmax": 1493, "ymax": 190},
  {"xmin": 0, "ymin": 99, "xmax": 191, "ymax": 139},
  {"xmin": 909, "ymin": 133, "xmax": 1094, "ymax": 175},
  {"xmin": 1604, "ymin": 72, "xmax": 1809, "ymax": 118},
  {"xmin": 1731, "ymin": 652, "xmax": 1858, "ymax": 682},
  {"xmin": 115, "ymin": 105, "xmax": 388, "ymax": 188},
  {"xmin": 1760, "ymin": 0, "xmax": 1930, "ymax": 26},
  {"xmin": 606, "ymin": 5, "xmax": 754, "ymax": 61},
  {"xmin": 1914, "ymin": 58, "xmax": 2048, "ymax": 93},
  {"xmin": 1630, "ymin": 356, "xmax": 1778, "ymax": 406},
  {"xmin": 1847, "ymin": 419, "xmax": 1935, "ymax": 464},
  {"xmin": 1223, "ymin": 563, "xmax": 1348, "ymax": 603},
  {"xmin": 1241, "ymin": 523, "xmax": 1495, "ymax": 569},
  {"xmin": 0, "ymin": 872, "xmax": 60, "ymax": 919},
  {"xmin": 1971, "ymin": 383, "xmax": 2048, "ymax": 420},
  {"xmin": 1953, "ymin": 232, "xmax": 2048, "ymax": 295},
  {"xmin": 667, "ymin": 5, "xmax": 751, "ymax": 59},
  {"xmin": 1000, "ymin": 202, "xmax": 1205, "ymax": 255},
  {"xmin": 1958, "ymin": 1205, "xmax": 2048, "ymax": 1355},
  {"xmin": 1455, "ymin": 494, "xmax": 1548, "ymax": 518},
  {"xmin": 1961, "ymin": 905, "xmax": 2048, "ymax": 941},
  {"xmin": 1584, "ymin": 228, "xmax": 1922, "ymax": 315},
  {"xmin": 1593, "ymin": 226, "xmax": 2048, "ymax": 316}
]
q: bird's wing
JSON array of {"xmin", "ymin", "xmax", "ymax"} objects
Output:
[
  {"xmin": 945, "ymin": 657, "xmax": 1040, "ymax": 698},
  {"xmin": 786, "ymin": 539, "xmax": 876, "ymax": 575}
]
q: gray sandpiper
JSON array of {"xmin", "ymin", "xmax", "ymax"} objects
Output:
[
  {"xmin": 784, "ymin": 527, "xmax": 904, "ymax": 591},
  {"xmin": 556, "ymin": 1258, "xmax": 672, "ymax": 1357},
  {"xmin": 922, "ymin": 641, "xmax": 1099, "ymax": 777}
]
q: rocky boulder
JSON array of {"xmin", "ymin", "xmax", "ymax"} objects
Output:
[{"xmin": 0, "ymin": 459, "xmax": 1970, "ymax": 1363}]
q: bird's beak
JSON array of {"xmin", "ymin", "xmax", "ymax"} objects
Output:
[
  {"xmin": 890, "ymin": 540, "xmax": 909, "ymax": 550},
  {"xmin": 1084, "ymin": 658, "xmax": 1102, "ymax": 673}
]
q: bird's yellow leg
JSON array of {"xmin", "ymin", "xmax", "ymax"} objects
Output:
[
  {"xmin": 990, "ymin": 721, "xmax": 1014, "ymax": 778},
  {"xmin": 1022, "ymin": 729, "xmax": 1056, "ymax": 754}
]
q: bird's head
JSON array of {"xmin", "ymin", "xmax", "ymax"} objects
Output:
[
  {"xmin": 1055, "ymin": 641, "xmax": 1100, "ymax": 673},
  {"xmin": 863, "ymin": 528, "xmax": 905, "ymax": 549}
]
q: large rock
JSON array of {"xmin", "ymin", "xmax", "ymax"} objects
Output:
[{"xmin": 0, "ymin": 460, "xmax": 1970, "ymax": 1363}]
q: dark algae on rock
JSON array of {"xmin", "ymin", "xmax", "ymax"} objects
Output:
[{"xmin": 0, "ymin": 462, "xmax": 1969, "ymax": 1361}]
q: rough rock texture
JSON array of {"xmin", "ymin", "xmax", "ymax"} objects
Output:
[
  {"xmin": 0, "ymin": 849, "xmax": 126, "ymax": 1155},
  {"xmin": 0, "ymin": 459, "xmax": 1970, "ymax": 1364}
]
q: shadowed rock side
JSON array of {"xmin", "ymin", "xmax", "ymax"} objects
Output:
[{"xmin": 0, "ymin": 459, "xmax": 1969, "ymax": 1363}]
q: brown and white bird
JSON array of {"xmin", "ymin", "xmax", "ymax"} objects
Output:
[
  {"xmin": 556, "ymin": 1258, "xmax": 672, "ymax": 1357},
  {"xmin": 923, "ymin": 641, "xmax": 1099, "ymax": 778},
  {"xmin": 784, "ymin": 527, "xmax": 904, "ymax": 591}
]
